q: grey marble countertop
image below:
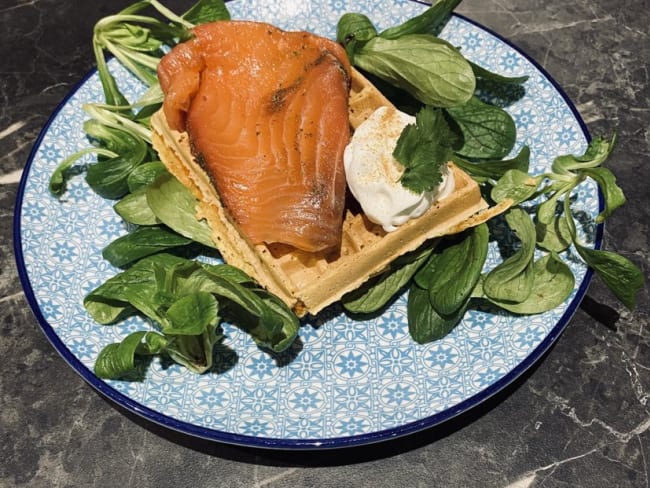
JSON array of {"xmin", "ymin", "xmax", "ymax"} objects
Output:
[{"xmin": 2, "ymin": 0, "xmax": 649, "ymax": 486}]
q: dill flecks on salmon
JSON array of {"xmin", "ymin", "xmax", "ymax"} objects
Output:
[{"xmin": 157, "ymin": 21, "xmax": 352, "ymax": 253}]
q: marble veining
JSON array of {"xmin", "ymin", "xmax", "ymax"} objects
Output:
[
  {"xmin": 0, "ymin": 169, "xmax": 24, "ymax": 184},
  {"xmin": 1, "ymin": 0, "xmax": 648, "ymax": 487}
]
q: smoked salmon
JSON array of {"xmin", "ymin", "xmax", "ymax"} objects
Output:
[
  {"xmin": 151, "ymin": 59, "xmax": 511, "ymax": 316},
  {"xmin": 157, "ymin": 21, "xmax": 352, "ymax": 253}
]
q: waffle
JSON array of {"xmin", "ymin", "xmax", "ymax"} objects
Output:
[{"xmin": 150, "ymin": 68, "xmax": 511, "ymax": 316}]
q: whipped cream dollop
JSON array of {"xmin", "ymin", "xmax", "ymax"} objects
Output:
[{"xmin": 343, "ymin": 106, "xmax": 455, "ymax": 232}]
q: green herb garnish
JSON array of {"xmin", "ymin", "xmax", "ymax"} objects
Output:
[{"xmin": 392, "ymin": 106, "xmax": 454, "ymax": 194}]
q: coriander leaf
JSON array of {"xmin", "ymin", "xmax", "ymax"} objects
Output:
[
  {"xmin": 393, "ymin": 106, "xmax": 453, "ymax": 194},
  {"xmin": 446, "ymin": 96, "xmax": 517, "ymax": 159},
  {"xmin": 575, "ymin": 244, "xmax": 644, "ymax": 310}
]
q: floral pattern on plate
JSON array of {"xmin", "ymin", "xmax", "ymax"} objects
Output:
[{"xmin": 17, "ymin": 0, "xmax": 598, "ymax": 447}]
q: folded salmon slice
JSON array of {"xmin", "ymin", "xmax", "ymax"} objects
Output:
[{"xmin": 157, "ymin": 21, "xmax": 351, "ymax": 253}]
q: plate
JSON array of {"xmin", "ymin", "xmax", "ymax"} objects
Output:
[{"xmin": 15, "ymin": 0, "xmax": 600, "ymax": 449}]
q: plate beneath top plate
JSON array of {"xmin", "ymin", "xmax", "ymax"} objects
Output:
[{"xmin": 15, "ymin": 0, "xmax": 600, "ymax": 449}]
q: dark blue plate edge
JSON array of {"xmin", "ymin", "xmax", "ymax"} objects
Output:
[{"xmin": 12, "ymin": 12, "xmax": 604, "ymax": 451}]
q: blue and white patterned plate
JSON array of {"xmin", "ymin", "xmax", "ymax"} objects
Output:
[{"xmin": 15, "ymin": 0, "xmax": 600, "ymax": 449}]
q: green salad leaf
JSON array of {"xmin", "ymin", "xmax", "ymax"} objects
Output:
[
  {"xmin": 380, "ymin": 0, "xmax": 461, "ymax": 39},
  {"xmin": 342, "ymin": 242, "xmax": 436, "ymax": 314},
  {"xmin": 446, "ymin": 95, "xmax": 517, "ymax": 159},
  {"xmin": 451, "ymin": 145, "xmax": 530, "ymax": 181},
  {"xmin": 536, "ymin": 212, "xmax": 573, "ymax": 253},
  {"xmin": 94, "ymin": 331, "xmax": 168, "ymax": 379},
  {"xmin": 126, "ymin": 161, "xmax": 168, "ymax": 191},
  {"xmin": 114, "ymin": 186, "xmax": 160, "ymax": 226},
  {"xmin": 48, "ymin": 0, "xmax": 643, "ymax": 377},
  {"xmin": 354, "ymin": 35, "xmax": 475, "ymax": 107},
  {"xmin": 336, "ymin": 13, "xmax": 378, "ymax": 61},
  {"xmin": 85, "ymin": 253, "xmax": 300, "ymax": 378},
  {"xmin": 482, "ymin": 252, "xmax": 575, "ymax": 314},
  {"xmin": 580, "ymin": 167, "xmax": 626, "ymax": 223},
  {"xmin": 146, "ymin": 173, "xmax": 216, "ymax": 248},
  {"xmin": 101, "ymin": 226, "xmax": 192, "ymax": 267},
  {"xmin": 182, "ymin": 0, "xmax": 231, "ymax": 26},
  {"xmin": 575, "ymin": 244, "xmax": 644, "ymax": 310},
  {"xmin": 416, "ymin": 223, "xmax": 489, "ymax": 315},
  {"xmin": 469, "ymin": 60, "xmax": 529, "ymax": 85},
  {"xmin": 491, "ymin": 169, "xmax": 543, "ymax": 205},
  {"xmin": 482, "ymin": 208, "xmax": 537, "ymax": 304},
  {"xmin": 407, "ymin": 283, "xmax": 469, "ymax": 344}
]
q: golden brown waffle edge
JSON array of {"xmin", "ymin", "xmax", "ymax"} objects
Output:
[{"xmin": 150, "ymin": 68, "xmax": 511, "ymax": 317}]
